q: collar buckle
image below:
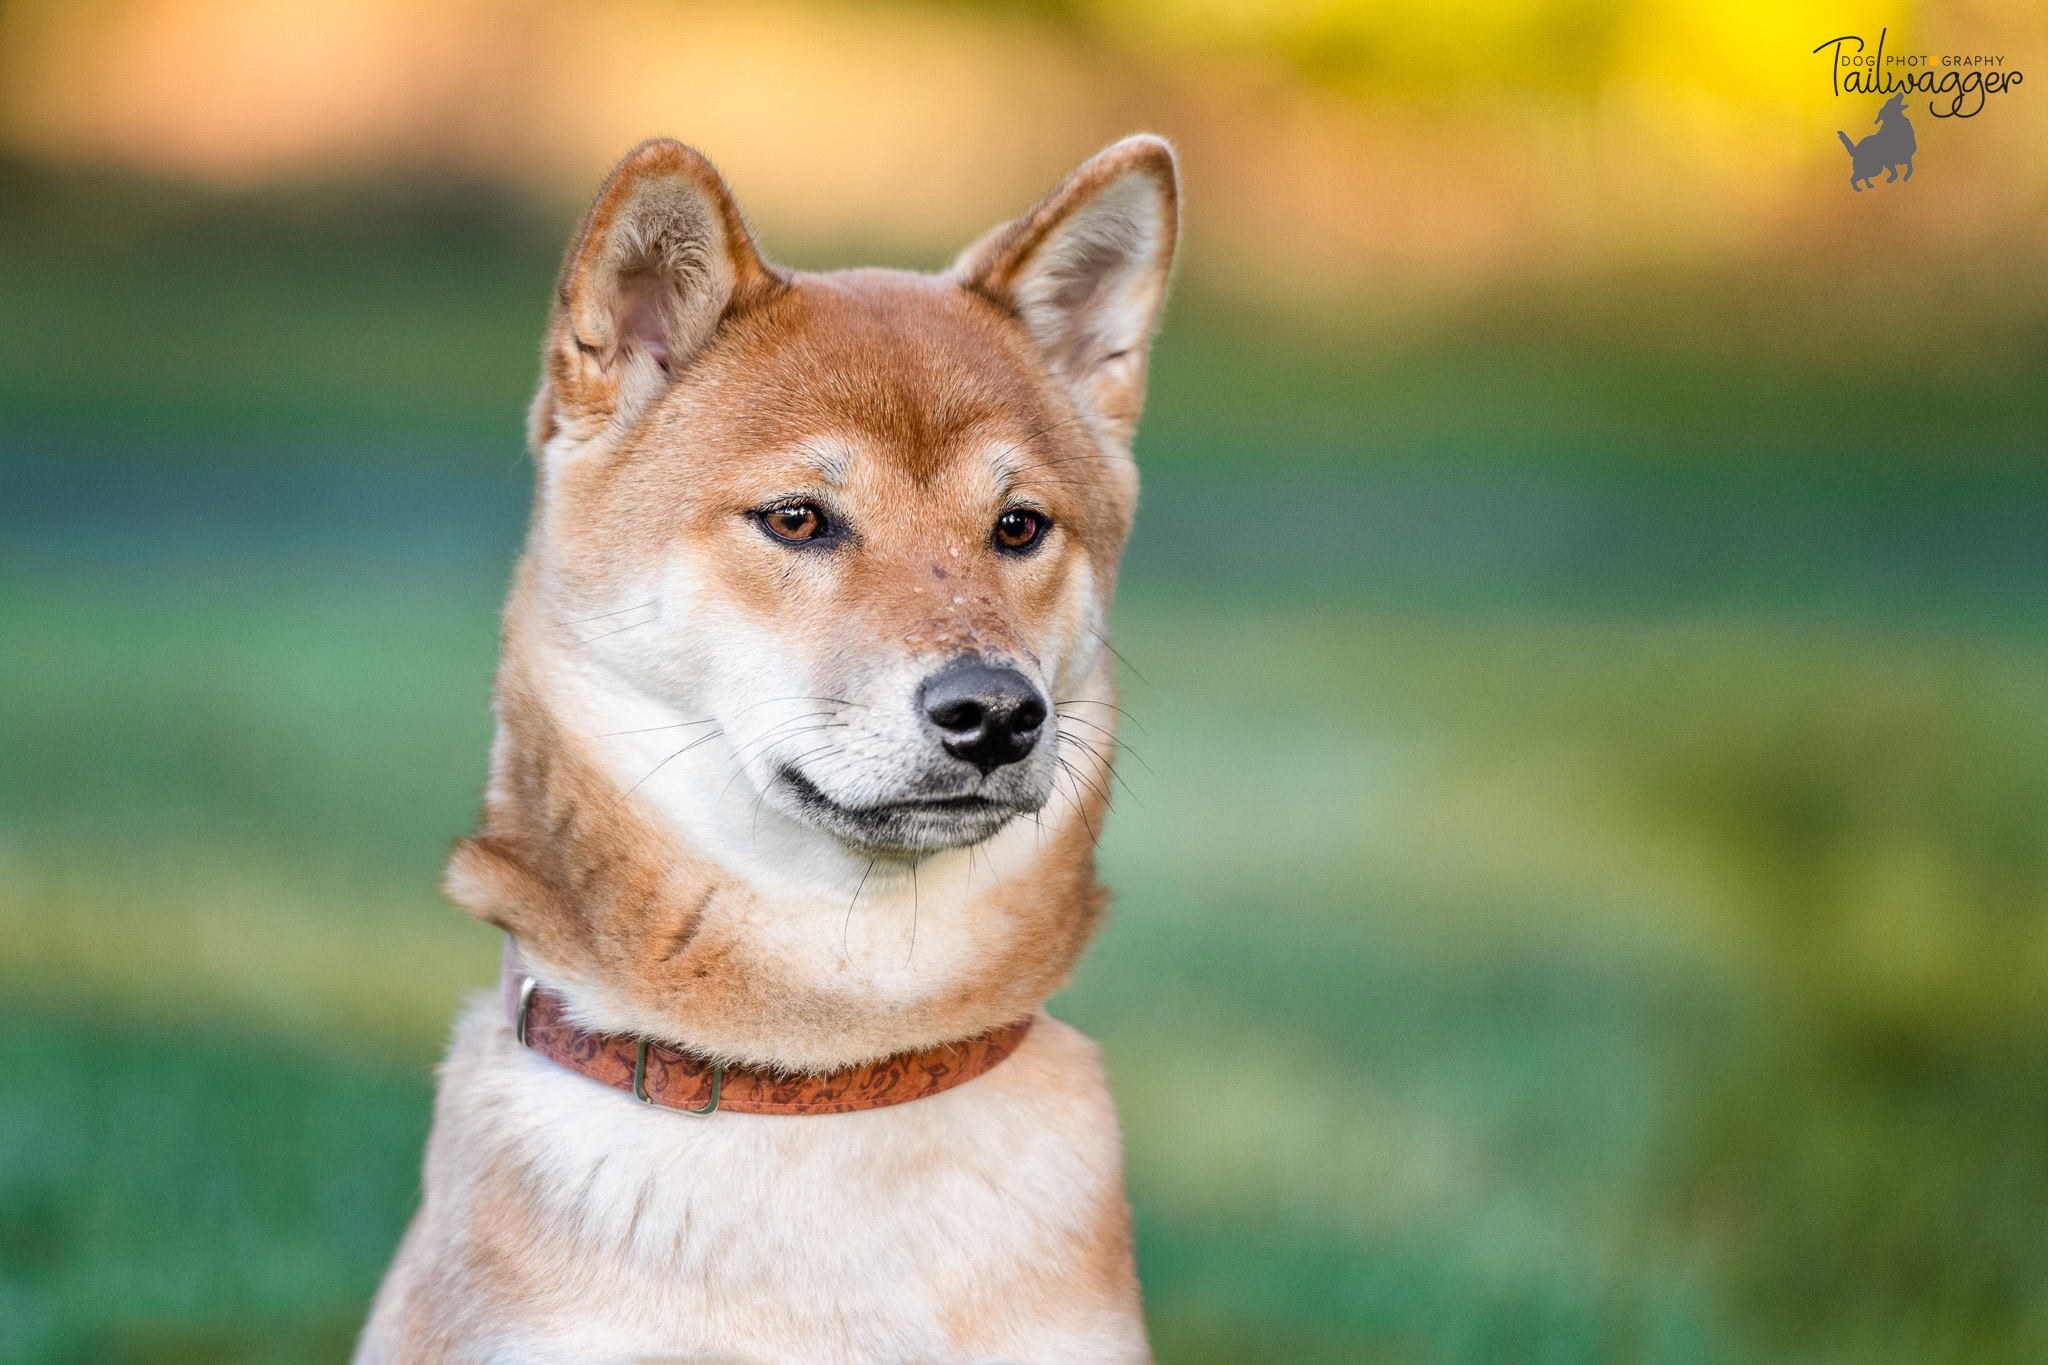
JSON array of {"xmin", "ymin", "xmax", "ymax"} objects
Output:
[{"xmin": 634, "ymin": 1036, "xmax": 723, "ymax": 1116}]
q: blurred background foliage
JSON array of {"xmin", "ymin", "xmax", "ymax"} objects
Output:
[{"xmin": 4, "ymin": 0, "xmax": 2048, "ymax": 1362}]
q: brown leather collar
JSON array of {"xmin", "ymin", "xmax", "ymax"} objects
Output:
[{"xmin": 501, "ymin": 942, "xmax": 1033, "ymax": 1116}]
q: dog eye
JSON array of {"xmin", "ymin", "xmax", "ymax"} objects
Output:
[
  {"xmin": 762, "ymin": 504, "xmax": 827, "ymax": 542},
  {"xmin": 993, "ymin": 509, "xmax": 1048, "ymax": 552}
]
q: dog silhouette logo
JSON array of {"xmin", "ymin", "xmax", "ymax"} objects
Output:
[{"xmin": 1838, "ymin": 92, "xmax": 1916, "ymax": 189}]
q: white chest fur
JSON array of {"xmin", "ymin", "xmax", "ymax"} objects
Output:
[{"xmin": 361, "ymin": 1002, "xmax": 1149, "ymax": 1365}]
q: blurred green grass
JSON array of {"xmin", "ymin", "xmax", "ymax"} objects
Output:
[
  {"xmin": 6, "ymin": 160, "xmax": 2048, "ymax": 1364},
  {"xmin": 0, "ymin": 1010, "xmax": 429, "ymax": 1365}
]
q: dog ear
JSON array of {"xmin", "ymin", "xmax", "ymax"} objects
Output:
[
  {"xmin": 532, "ymin": 139, "xmax": 777, "ymax": 452},
  {"xmin": 951, "ymin": 135, "xmax": 1180, "ymax": 449}
]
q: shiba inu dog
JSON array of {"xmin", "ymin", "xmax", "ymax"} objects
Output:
[{"xmin": 356, "ymin": 133, "xmax": 1178, "ymax": 1363}]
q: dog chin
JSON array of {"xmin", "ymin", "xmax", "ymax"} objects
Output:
[{"xmin": 775, "ymin": 766, "xmax": 1035, "ymax": 856}]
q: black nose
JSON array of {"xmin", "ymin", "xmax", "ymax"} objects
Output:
[{"xmin": 920, "ymin": 663, "xmax": 1048, "ymax": 774}]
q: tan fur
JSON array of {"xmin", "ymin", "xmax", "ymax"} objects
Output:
[{"xmin": 360, "ymin": 134, "xmax": 1178, "ymax": 1364}]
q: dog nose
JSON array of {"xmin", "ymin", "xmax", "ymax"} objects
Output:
[{"xmin": 920, "ymin": 663, "xmax": 1047, "ymax": 774}]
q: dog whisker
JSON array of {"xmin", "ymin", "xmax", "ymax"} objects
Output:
[
  {"xmin": 984, "ymin": 414, "xmax": 1094, "ymax": 473},
  {"xmin": 1052, "ymin": 711, "xmax": 1151, "ymax": 772},
  {"xmin": 610, "ymin": 727, "xmax": 725, "ymax": 809},
  {"xmin": 1087, "ymin": 630, "xmax": 1158, "ymax": 694},
  {"xmin": 1053, "ymin": 752, "xmax": 1114, "ymax": 817},
  {"xmin": 732, "ymin": 718, "xmax": 847, "ymax": 765},
  {"xmin": 571, "ymin": 617, "xmax": 659, "ymax": 648},
  {"xmin": 906, "ymin": 862, "xmax": 919, "ymax": 969},
  {"xmin": 1051, "ymin": 756, "xmax": 1106, "ymax": 849},
  {"xmin": 719, "ymin": 721, "xmax": 845, "ymax": 800},
  {"xmin": 842, "ymin": 856, "xmax": 878, "ymax": 962},
  {"xmin": 1056, "ymin": 730, "xmax": 1142, "ymax": 805},
  {"xmin": 1054, "ymin": 697, "xmax": 1148, "ymax": 734},
  {"xmin": 594, "ymin": 719, "xmax": 720, "ymax": 738},
  {"xmin": 1011, "ymin": 446, "xmax": 1133, "ymax": 469},
  {"xmin": 778, "ymin": 741, "xmax": 848, "ymax": 776},
  {"xmin": 558, "ymin": 600, "xmax": 658, "ymax": 628},
  {"xmin": 730, "ymin": 712, "xmax": 843, "ymax": 755}
]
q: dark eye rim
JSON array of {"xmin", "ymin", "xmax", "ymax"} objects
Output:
[
  {"xmin": 751, "ymin": 501, "xmax": 842, "ymax": 547},
  {"xmin": 992, "ymin": 507, "xmax": 1052, "ymax": 554}
]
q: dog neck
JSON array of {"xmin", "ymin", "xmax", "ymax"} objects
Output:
[{"xmin": 442, "ymin": 566, "xmax": 1117, "ymax": 1074}]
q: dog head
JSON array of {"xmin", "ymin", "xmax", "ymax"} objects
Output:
[{"xmin": 514, "ymin": 137, "xmax": 1178, "ymax": 865}]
